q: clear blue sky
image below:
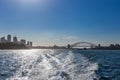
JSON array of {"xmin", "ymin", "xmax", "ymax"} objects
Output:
[{"xmin": 0, "ymin": 0, "xmax": 120, "ymax": 46}]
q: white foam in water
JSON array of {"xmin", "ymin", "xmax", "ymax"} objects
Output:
[{"xmin": 2, "ymin": 49, "xmax": 98, "ymax": 80}]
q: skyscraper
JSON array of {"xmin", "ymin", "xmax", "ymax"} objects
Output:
[
  {"xmin": 7, "ymin": 35, "xmax": 11, "ymax": 42},
  {"xmin": 13, "ymin": 36, "xmax": 18, "ymax": 43},
  {"xmin": 1, "ymin": 37, "xmax": 6, "ymax": 43},
  {"xmin": 20, "ymin": 39, "xmax": 26, "ymax": 45},
  {"xmin": 27, "ymin": 41, "xmax": 30, "ymax": 45},
  {"xmin": 27, "ymin": 41, "xmax": 32, "ymax": 47},
  {"xmin": 30, "ymin": 42, "xmax": 33, "ymax": 47}
]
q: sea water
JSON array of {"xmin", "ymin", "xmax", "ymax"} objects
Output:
[{"xmin": 0, "ymin": 49, "xmax": 119, "ymax": 80}]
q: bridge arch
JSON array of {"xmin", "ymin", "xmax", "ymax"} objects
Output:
[{"xmin": 70, "ymin": 41, "xmax": 97, "ymax": 49}]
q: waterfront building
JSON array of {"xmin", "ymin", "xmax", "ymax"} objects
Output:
[
  {"xmin": 7, "ymin": 35, "xmax": 11, "ymax": 42},
  {"xmin": 20, "ymin": 39, "xmax": 26, "ymax": 45},
  {"xmin": 13, "ymin": 36, "xmax": 18, "ymax": 43},
  {"xmin": 1, "ymin": 37, "xmax": 6, "ymax": 43},
  {"xmin": 27, "ymin": 41, "xmax": 33, "ymax": 47},
  {"xmin": 67, "ymin": 44, "xmax": 71, "ymax": 49},
  {"xmin": 27, "ymin": 41, "xmax": 30, "ymax": 46},
  {"xmin": 30, "ymin": 42, "xmax": 33, "ymax": 47}
]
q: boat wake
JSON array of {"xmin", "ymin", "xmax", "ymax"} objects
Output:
[{"xmin": 0, "ymin": 49, "xmax": 98, "ymax": 80}]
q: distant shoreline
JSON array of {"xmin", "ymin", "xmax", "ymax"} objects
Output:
[
  {"xmin": 0, "ymin": 47, "xmax": 120, "ymax": 50},
  {"xmin": 0, "ymin": 48, "xmax": 117, "ymax": 50}
]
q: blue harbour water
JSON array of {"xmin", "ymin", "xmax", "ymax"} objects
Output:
[{"xmin": 0, "ymin": 49, "xmax": 120, "ymax": 80}]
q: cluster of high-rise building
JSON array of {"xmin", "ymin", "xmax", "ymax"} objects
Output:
[{"xmin": 0, "ymin": 35, "xmax": 32, "ymax": 47}]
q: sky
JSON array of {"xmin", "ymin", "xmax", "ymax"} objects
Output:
[{"xmin": 0, "ymin": 0, "xmax": 120, "ymax": 46}]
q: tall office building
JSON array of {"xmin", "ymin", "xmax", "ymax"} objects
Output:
[
  {"xmin": 20, "ymin": 39, "xmax": 26, "ymax": 45},
  {"xmin": 13, "ymin": 36, "xmax": 18, "ymax": 43},
  {"xmin": 7, "ymin": 35, "xmax": 11, "ymax": 42},
  {"xmin": 1, "ymin": 37, "xmax": 6, "ymax": 42},
  {"xmin": 27, "ymin": 41, "xmax": 32, "ymax": 47},
  {"xmin": 30, "ymin": 42, "xmax": 33, "ymax": 47},
  {"xmin": 27, "ymin": 41, "xmax": 30, "ymax": 45}
]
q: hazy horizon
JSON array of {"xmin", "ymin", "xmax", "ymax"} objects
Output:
[{"xmin": 0, "ymin": 0, "xmax": 120, "ymax": 46}]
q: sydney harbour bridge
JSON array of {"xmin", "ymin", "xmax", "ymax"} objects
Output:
[
  {"xmin": 33, "ymin": 41, "xmax": 98, "ymax": 49},
  {"xmin": 69, "ymin": 41, "xmax": 97, "ymax": 49}
]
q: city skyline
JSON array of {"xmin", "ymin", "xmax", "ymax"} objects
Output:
[
  {"xmin": 0, "ymin": 0, "xmax": 120, "ymax": 46},
  {"xmin": 0, "ymin": 34, "xmax": 32, "ymax": 47}
]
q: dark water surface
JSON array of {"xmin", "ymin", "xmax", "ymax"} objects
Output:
[
  {"xmin": 0, "ymin": 49, "xmax": 119, "ymax": 80},
  {"xmin": 75, "ymin": 50, "xmax": 120, "ymax": 80}
]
